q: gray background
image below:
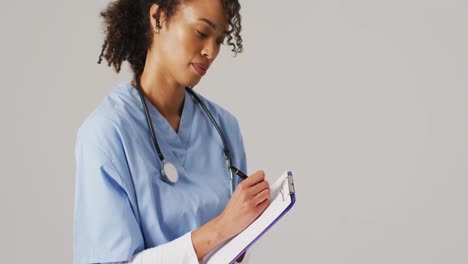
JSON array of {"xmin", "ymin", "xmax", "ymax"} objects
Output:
[{"xmin": 1, "ymin": 0, "xmax": 467, "ymax": 263}]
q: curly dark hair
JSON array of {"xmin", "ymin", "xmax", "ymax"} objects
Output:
[{"xmin": 97, "ymin": 0, "xmax": 243, "ymax": 77}]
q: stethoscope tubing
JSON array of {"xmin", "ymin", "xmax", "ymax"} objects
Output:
[{"xmin": 134, "ymin": 75, "xmax": 238, "ymax": 188}]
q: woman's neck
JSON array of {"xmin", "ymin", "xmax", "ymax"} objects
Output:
[{"xmin": 132, "ymin": 61, "xmax": 186, "ymax": 132}]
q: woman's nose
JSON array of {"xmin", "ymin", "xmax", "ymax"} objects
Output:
[{"xmin": 201, "ymin": 40, "xmax": 219, "ymax": 60}]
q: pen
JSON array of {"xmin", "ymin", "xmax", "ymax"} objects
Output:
[{"xmin": 230, "ymin": 165, "xmax": 248, "ymax": 180}]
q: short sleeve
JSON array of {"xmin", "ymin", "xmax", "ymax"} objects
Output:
[{"xmin": 74, "ymin": 141, "xmax": 144, "ymax": 264}]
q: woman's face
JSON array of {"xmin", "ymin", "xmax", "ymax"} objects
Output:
[{"xmin": 150, "ymin": 0, "xmax": 229, "ymax": 87}]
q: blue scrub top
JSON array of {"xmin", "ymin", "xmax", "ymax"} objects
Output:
[{"xmin": 74, "ymin": 82, "xmax": 247, "ymax": 263}]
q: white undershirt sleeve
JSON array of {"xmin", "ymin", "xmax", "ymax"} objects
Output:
[{"xmin": 103, "ymin": 232, "xmax": 199, "ymax": 264}]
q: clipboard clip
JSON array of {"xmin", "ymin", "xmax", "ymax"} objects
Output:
[{"xmin": 287, "ymin": 174, "xmax": 295, "ymax": 195}]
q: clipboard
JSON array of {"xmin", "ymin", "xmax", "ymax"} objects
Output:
[{"xmin": 203, "ymin": 171, "xmax": 296, "ymax": 264}]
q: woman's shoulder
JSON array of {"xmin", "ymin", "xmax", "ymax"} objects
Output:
[{"xmin": 76, "ymin": 82, "xmax": 140, "ymax": 148}]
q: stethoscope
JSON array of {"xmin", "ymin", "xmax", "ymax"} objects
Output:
[{"xmin": 134, "ymin": 77, "xmax": 247, "ymax": 196}]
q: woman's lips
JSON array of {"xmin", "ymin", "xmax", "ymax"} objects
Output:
[{"xmin": 191, "ymin": 63, "xmax": 208, "ymax": 76}]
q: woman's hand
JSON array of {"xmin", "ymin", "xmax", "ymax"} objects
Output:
[
  {"xmin": 218, "ymin": 170, "xmax": 271, "ymax": 240},
  {"xmin": 191, "ymin": 170, "xmax": 270, "ymax": 260}
]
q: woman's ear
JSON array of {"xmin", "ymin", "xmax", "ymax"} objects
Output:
[
  {"xmin": 149, "ymin": 3, "xmax": 167, "ymax": 31},
  {"xmin": 149, "ymin": 3, "xmax": 159, "ymax": 30}
]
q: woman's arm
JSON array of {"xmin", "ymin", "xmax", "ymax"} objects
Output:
[{"xmin": 104, "ymin": 170, "xmax": 270, "ymax": 264}]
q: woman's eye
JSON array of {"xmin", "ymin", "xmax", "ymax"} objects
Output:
[
  {"xmin": 216, "ymin": 39, "xmax": 225, "ymax": 45},
  {"xmin": 196, "ymin": 30, "xmax": 208, "ymax": 39}
]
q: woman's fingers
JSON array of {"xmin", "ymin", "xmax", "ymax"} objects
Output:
[
  {"xmin": 255, "ymin": 195, "xmax": 271, "ymax": 213},
  {"xmin": 240, "ymin": 170, "xmax": 270, "ymax": 207},
  {"xmin": 250, "ymin": 180, "xmax": 269, "ymax": 197},
  {"xmin": 242, "ymin": 170, "xmax": 265, "ymax": 187},
  {"xmin": 253, "ymin": 187, "xmax": 270, "ymax": 206}
]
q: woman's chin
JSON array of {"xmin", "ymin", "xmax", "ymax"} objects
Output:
[{"xmin": 183, "ymin": 76, "xmax": 202, "ymax": 88}]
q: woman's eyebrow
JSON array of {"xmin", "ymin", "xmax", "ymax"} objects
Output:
[
  {"xmin": 198, "ymin": 18, "xmax": 229, "ymax": 34},
  {"xmin": 199, "ymin": 18, "xmax": 216, "ymax": 28}
]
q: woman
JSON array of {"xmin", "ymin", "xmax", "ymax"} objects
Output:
[{"xmin": 74, "ymin": 0, "xmax": 271, "ymax": 263}]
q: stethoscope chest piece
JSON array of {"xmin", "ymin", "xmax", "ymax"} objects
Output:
[{"xmin": 161, "ymin": 161, "xmax": 179, "ymax": 184}]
